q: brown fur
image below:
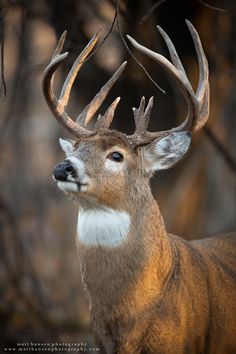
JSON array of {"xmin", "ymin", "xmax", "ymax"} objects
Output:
[
  {"xmin": 77, "ymin": 208, "xmax": 236, "ymax": 353},
  {"xmin": 61, "ymin": 130, "xmax": 236, "ymax": 354}
]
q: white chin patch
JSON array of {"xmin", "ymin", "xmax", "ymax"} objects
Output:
[{"xmin": 58, "ymin": 181, "xmax": 79, "ymax": 193}]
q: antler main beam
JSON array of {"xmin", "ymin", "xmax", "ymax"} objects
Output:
[
  {"xmin": 43, "ymin": 31, "xmax": 127, "ymax": 138},
  {"xmin": 126, "ymin": 20, "xmax": 209, "ymax": 146}
]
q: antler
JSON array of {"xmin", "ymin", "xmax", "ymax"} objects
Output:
[
  {"xmin": 126, "ymin": 20, "xmax": 209, "ymax": 146},
  {"xmin": 43, "ymin": 31, "xmax": 127, "ymax": 138}
]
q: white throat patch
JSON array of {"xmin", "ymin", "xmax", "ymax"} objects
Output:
[{"xmin": 77, "ymin": 207, "xmax": 131, "ymax": 247}]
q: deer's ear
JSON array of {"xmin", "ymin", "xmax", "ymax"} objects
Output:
[
  {"xmin": 142, "ymin": 132, "xmax": 191, "ymax": 173},
  {"xmin": 59, "ymin": 138, "xmax": 74, "ymax": 155}
]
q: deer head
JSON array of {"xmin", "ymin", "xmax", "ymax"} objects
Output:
[{"xmin": 43, "ymin": 21, "xmax": 209, "ymax": 209}]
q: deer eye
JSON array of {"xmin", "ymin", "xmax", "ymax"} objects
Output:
[{"xmin": 107, "ymin": 152, "xmax": 124, "ymax": 162}]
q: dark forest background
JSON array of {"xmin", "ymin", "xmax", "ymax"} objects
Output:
[{"xmin": 0, "ymin": 0, "xmax": 236, "ymax": 351}]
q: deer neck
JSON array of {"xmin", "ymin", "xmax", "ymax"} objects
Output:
[
  {"xmin": 76, "ymin": 186, "xmax": 175, "ymax": 311},
  {"xmin": 76, "ymin": 186, "xmax": 168, "ymax": 246}
]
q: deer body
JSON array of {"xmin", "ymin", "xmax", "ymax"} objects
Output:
[
  {"xmin": 43, "ymin": 21, "xmax": 236, "ymax": 353},
  {"xmin": 75, "ymin": 178, "xmax": 236, "ymax": 354}
]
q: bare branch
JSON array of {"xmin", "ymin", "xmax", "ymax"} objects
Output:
[
  {"xmin": 0, "ymin": 5, "xmax": 6, "ymax": 100},
  {"xmin": 81, "ymin": 0, "xmax": 119, "ymax": 65},
  {"xmin": 115, "ymin": 0, "xmax": 165, "ymax": 94},
  {"xmin": 139, "ymin": 0, "xmax": 167, "ymax": 25},
  {"xmin": 204, "ymin": 126, "xmax": 236, "ymax": 174},
  {"xmin": 198, "ymin": 0, "xmax": 227, "ymax": 13}
]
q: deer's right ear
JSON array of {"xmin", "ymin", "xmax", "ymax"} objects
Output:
[
  {"xmin": 59, "ymin": 138, "xmax": 74, "ymax": 155},
  {"xmin": 142, "ymin": 132, "xmax": 191, "ymax": 173}
]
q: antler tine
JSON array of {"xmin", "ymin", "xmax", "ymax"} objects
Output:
[
  {"xmin": 132, "ymin": 96, "xmax": 154, "ymax": 135},
  {"xmin": 43, "ymin": 32, "xmax": 91, "ymax": 137},
  {"xmin": 59, "ymin": 31, "xmax": 100, "ymax": 108},
  {"xmin": 156, "ymin": 26, "xmax": 192, "ymax": 94},
  {"xmin": 52, "ymin": 30, "xmax": 67, "ymax": 58},
  {"xmin": 76, "ymin": 61, "xmax": 127, "ymax": 127},
  {"xmin": 95, "ymin": 97, "xmax": 121, "ymax": 130},
  {"xmin": 185, "ymin": 20, "xmax": 209, "ymax": 131}
]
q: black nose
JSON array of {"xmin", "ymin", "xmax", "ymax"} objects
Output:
[{"xmin": 53, "ymin": 160, "xmax": 75, "ymax": 181}]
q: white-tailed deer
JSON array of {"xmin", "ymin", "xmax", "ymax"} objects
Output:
[{"xmin": 43, "ymin": 21, "xmax": 236, "ymax": 354}]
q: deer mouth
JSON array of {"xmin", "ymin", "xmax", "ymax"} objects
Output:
[{"xmin": 56, "ymin": 180, "xmax": 88, "ymax": 193}]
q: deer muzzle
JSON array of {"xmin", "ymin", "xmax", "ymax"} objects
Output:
[{"xmin": 53, "ymin": 160, "xmax": 76, "ymax": 182}]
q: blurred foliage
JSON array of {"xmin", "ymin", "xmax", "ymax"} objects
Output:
[{"xmin": 0, "ymin": 0, "xmax": 235, "ymax": 349}]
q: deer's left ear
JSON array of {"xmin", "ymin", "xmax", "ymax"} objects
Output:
[
  {"xmin": 142, "ymin": 132, "xmax": 191, "ymax": 173},
  {"xmin": 59, "ymin": 138, "xmax": 75, "ymax": 155}
]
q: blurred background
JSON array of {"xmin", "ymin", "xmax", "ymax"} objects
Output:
[{"xmin": 0, "ymin": 0, "xmax": 236, "ymax": 350}]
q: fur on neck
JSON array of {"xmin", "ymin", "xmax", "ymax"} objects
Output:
[{"xmin": 77, "ymin": 205, "xmax": 131, "ymax": 247}]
